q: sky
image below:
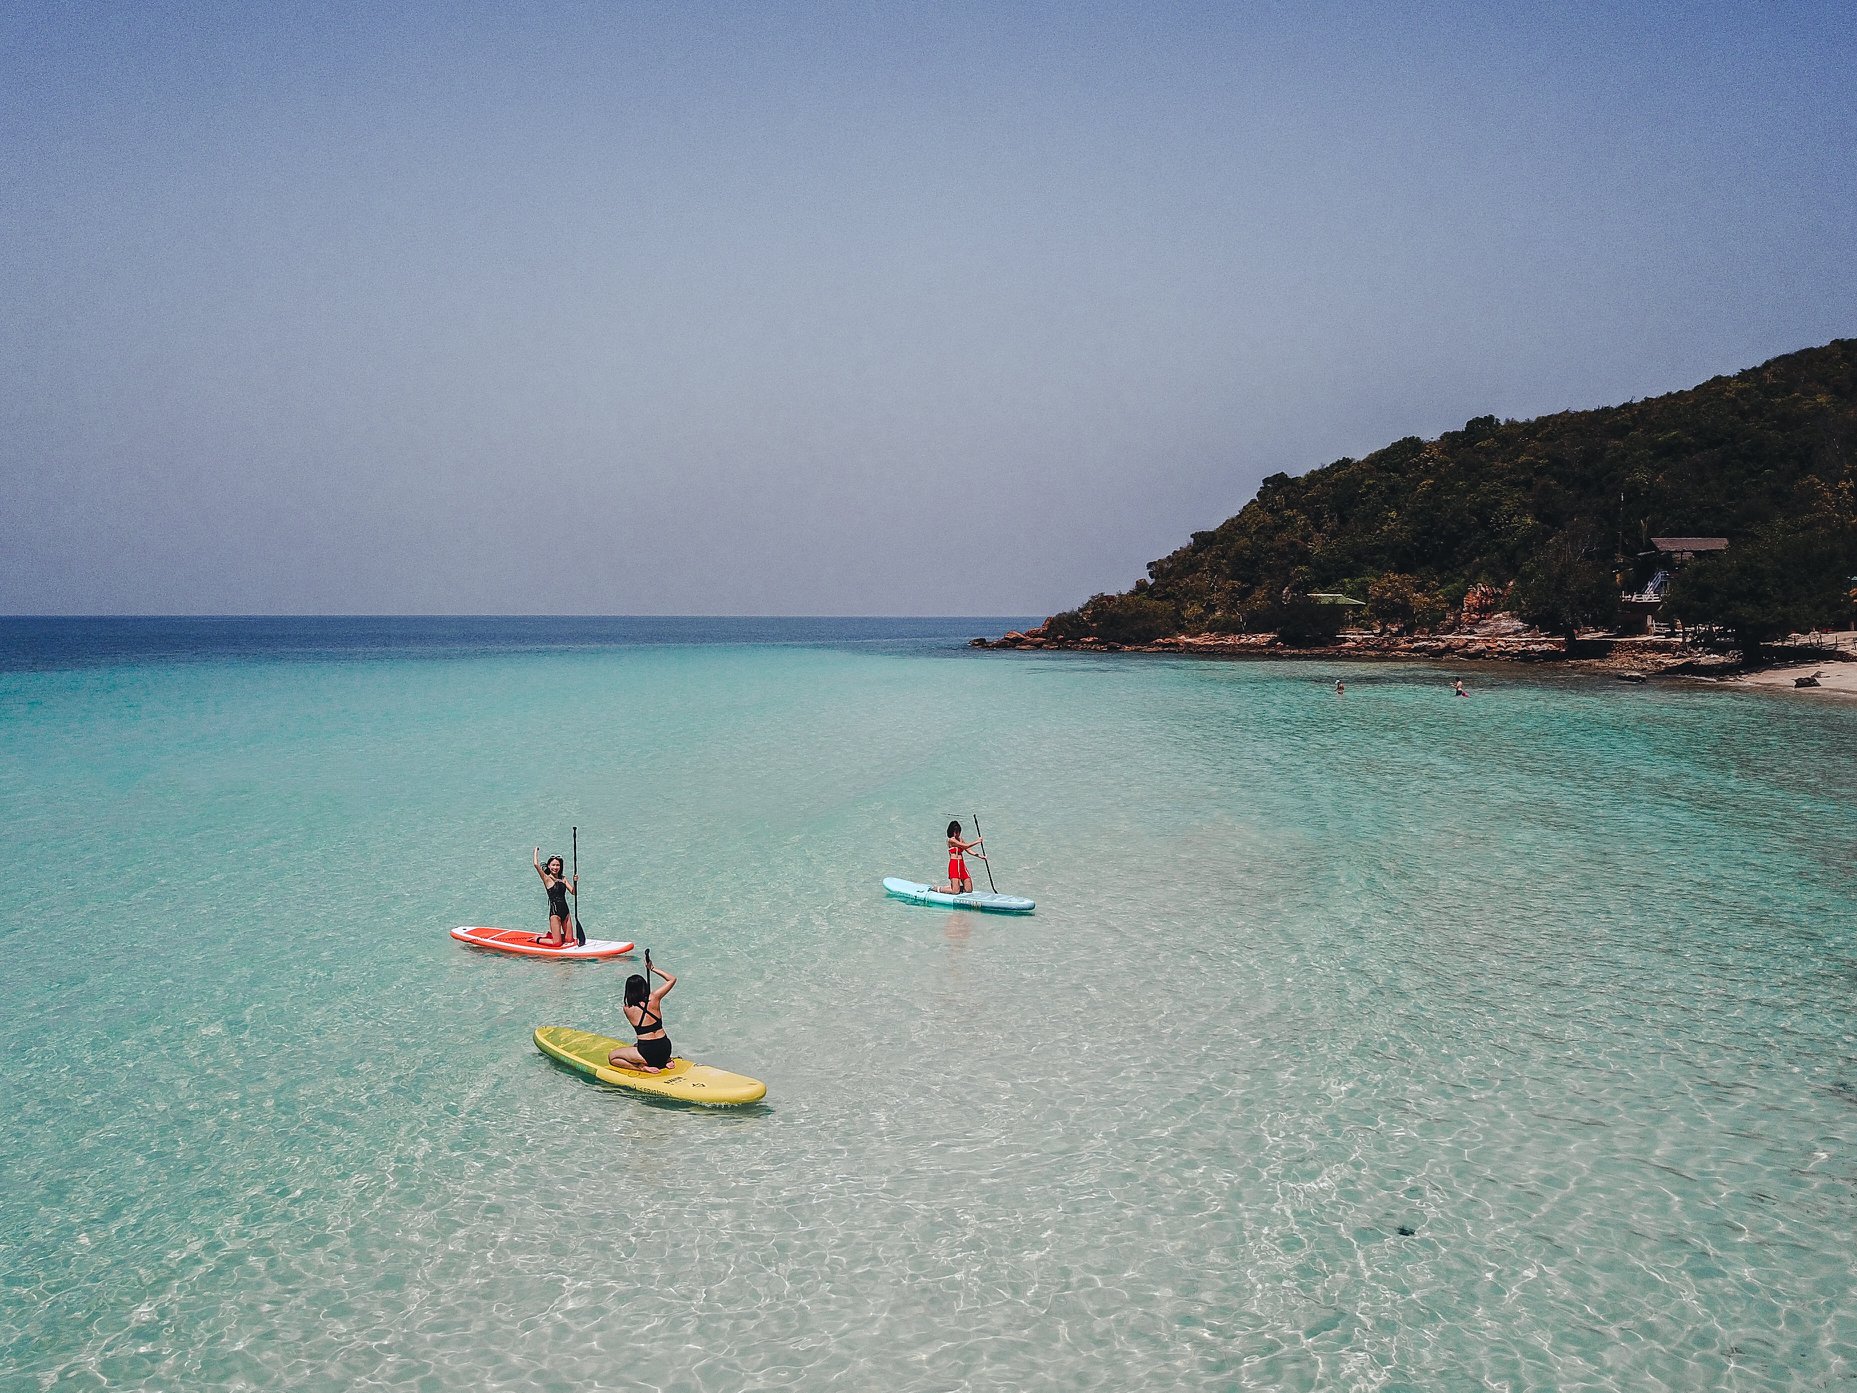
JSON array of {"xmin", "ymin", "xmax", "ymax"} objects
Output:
[{"xmin": 2, "ymin": 1, "xmax": 1853, "ymax": 616}]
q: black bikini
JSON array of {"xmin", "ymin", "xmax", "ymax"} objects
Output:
[{"xmin": 629, "ymin": 1004, "xmax": 672, "ymax": 1068}]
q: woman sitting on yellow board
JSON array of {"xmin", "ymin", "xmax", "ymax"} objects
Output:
[{"xmin": 608, "ymin": 953, "xmax": 676, "ymax": 1074}]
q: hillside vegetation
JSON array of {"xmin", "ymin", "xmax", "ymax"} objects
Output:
[{"xmin": 1044, "ymin": 340, "xmax": 1857, "ymax": 652}]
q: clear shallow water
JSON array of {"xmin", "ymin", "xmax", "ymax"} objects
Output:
[{"xmin": 2, "ymin": 618, "xmax": 1854, "ymax": 1391}]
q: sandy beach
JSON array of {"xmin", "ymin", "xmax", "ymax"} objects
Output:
[{"xmin": 1732, "ymin": 658, "xmax": 1857, "ymax": 696}]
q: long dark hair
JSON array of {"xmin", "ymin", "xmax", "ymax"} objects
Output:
[
  {"xmin": 625, "ymin": 974, "xmax": 649, "ymax": 1008},
  {"xmin": 947, "ymin": 820, "xmax": 961, "ymax": 839}
]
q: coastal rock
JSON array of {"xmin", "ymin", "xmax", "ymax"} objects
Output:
[
  {"xmin": 1462, "ymin": 610, "xmax": 1529, "ymax": 638},
  {"xmin": 974, "ymin": 623, "xmax": 1839, "ymax": 688},
  {"xmin": 978, "ymin": 628, "xmax": 1053, "ymax": 649}
]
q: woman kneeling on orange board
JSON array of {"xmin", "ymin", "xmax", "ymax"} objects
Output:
[
  {"xmin": 533, "ymin": 847, "xmax": 577, "ymax": 947},
  {"xmin": 609, "ymin": 953, "xmax": 676, "ymax": 1074}
]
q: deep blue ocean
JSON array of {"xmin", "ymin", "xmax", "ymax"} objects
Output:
[{"xmin": 0, "ymin": 615, "xmax": 1020, "ymax": 671}]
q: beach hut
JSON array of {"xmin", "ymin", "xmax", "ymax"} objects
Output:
[
  {"xmin": 1647, "ymin": 537, "xmax": 1729, "ymax": 563},
  {"xmin": 1305, "ymin": 592, "xmax": 1367, "ymax": 609},
  {"xmin": 1620, "ymin": 537, "xmax": 1729, "ymax": 633}
]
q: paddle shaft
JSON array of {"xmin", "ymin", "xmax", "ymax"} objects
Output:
[
  {"xmin": 973, "ymin": 812, "xmax": 997, "ymax": 893},
  {"xmin": 572, "ymin": 826, "xmax": 586, "ymax": 945}
]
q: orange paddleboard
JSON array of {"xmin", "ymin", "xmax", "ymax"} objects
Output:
[{"xmin": 450, "ymin": 925, "xmax": 635, "ymax": 960}]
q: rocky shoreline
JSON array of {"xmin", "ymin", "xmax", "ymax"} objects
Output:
[{"xmin": 973, "ymin": 618, "xmax": 1857, "ymax": 687}]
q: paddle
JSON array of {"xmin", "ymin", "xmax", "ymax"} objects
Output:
[
  {"xmin": 572, "ymin": 825, "xmax": 586, "ymax": 946},
  {"xmin": 972, "ymin": 812, "xmax": 998, "ymax": 894}
]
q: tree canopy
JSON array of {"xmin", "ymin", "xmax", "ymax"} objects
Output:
[{"xmin": 1043, "ymin": 340, "xmax": 1857, "ymax": 646}]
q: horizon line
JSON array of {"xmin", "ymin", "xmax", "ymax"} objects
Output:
[{"xmin": 0, "ymin": 612, "xmax": 1046, "ymax": 621}]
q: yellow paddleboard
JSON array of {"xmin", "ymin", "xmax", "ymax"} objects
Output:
[{"xmin": 533, "ymin": 1026, "xmax": 767, "ymax": 1106}]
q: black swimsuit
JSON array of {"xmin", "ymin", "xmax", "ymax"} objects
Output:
[
  {"xmin": 629, "ymin": 1005, "xmax": 672, "ymax": 1068},
  {"xmin": 545, "ymin": 877, "xmax": 569, "ymax": 922}
]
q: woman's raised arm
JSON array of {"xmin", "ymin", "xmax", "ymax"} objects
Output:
[{"xmin": 649, "ymin": 961, "xmax": 677, "ymax": 1005}]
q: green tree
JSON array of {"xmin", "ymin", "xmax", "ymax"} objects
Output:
[
  {"xmin": 1512, "ymin": 530, "xmax": 1618, "ymax": 648},
  {"xmin": 1366, "ymin": 572, "xmax": 1448, "ymax": 633},
  {"xmin": 1665, "ymin": 520, "xmax": 1855, "ymax": 658},
  {"xmin": 1043, "ymin": 591, "xmax": 1180, "ymax": 644}
]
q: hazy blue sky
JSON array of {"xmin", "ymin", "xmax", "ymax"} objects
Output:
[{"xmin": 3, "ymin": 1, "xmax": 1853, "ymax": 615}]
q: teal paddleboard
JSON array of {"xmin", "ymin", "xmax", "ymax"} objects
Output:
[{"xmin": 883, "ymin": 877, "xmax": 1035, "ymax": 914}]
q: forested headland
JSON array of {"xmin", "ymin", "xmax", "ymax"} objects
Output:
[{"xmin": 1021, "ymin": 339, "xmax": 1857, "ymax": 657}]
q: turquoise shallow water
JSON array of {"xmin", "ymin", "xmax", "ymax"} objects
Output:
[{"xmin": 2, "ymin": 619, "xmax": 1854, "ymax": 1391}]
